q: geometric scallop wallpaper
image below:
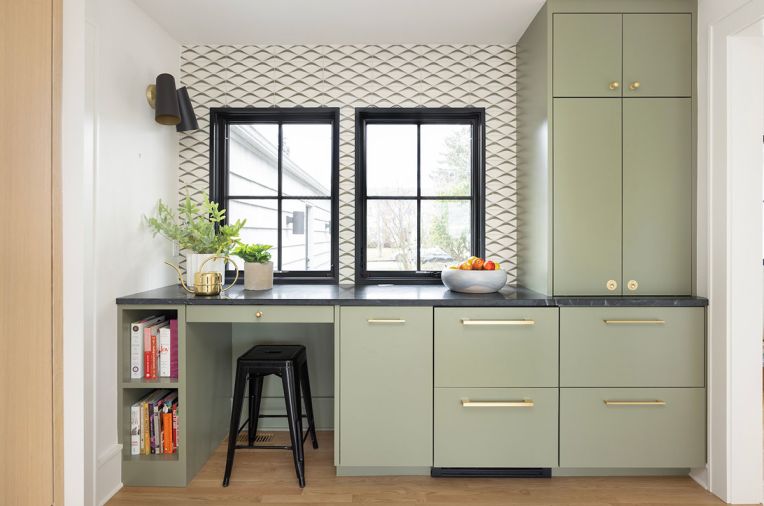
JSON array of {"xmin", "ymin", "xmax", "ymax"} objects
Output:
[{"xmin": 178, "ymin": 44, "xmax": 517, "ymax": 284}]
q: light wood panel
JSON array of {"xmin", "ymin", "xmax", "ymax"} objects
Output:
[
  {"xmin": 0, "ymin": 1, "xmax": 62, "ymax": 504},
  {"xmin": 107, "ymin": 432, "xmax": 724, "ymax": 505}
]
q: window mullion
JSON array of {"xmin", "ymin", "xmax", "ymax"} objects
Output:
[
  {"xmin": 416, "ymin": 123, "xmax": 421, "ymax": 272},
  {"xmin": 277, "ymin": 122, "xmax": 283, "ymax": 272}
]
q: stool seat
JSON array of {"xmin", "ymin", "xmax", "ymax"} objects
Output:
[
  {"xmin": 223, "ymin": 344, "xmax": 318, "ymax": 488},
  {"xmin": 239, "ymin": 344, "xmax": 305, "ymax": 362}
]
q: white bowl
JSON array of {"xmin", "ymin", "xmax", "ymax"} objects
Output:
[{"xmin": 441, "ymin": 268, "xmax": 508, "ymax": 294}]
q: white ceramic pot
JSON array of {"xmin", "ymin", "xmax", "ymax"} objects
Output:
[
  {"xmin": 244, "ymin": 261, "xmax": 273, "ymax": 291},
  {"xmin": 185, "ymin": 253, "xmax": 225, "ymax": 288},
  {"xmin": 441, "ymin": 268, "xmax": 508, "ymax": 294}
]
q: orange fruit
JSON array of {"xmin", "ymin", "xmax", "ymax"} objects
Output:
[
  {"xmin": 459, "ymin": 262, "xmax": 472, "ymax": 270},
  {"xmin": 472, "ymin": 258, "xmax": 485, "ymax": 270},
  {"xmin": 484, "ymin": 260, "xmax": 495, "ymax": 271}
]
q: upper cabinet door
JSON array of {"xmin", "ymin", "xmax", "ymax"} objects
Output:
[
  {"xmin": 553, "ymin": 99, "xmax": 622, "ymax": 296},
  {"xmin": 553, "ymin": 14, "xmax": 622, "ymax": 97},
  {"xmin": 622, "ymin": 98, "xmax": 692, "ymax": 295},
  {"xmin": 623, "ymin": 14, "xmax": 692, "ymax": 97}
]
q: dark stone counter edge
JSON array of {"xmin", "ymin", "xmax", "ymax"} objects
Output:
[{"xmin": 116, "ymin": 289, "xmax": 709, "ymax": 308}]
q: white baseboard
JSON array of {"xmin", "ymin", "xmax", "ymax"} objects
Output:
[{"xmin": 96, "ymin": 443, "xmax": 123, "ymax": 505}]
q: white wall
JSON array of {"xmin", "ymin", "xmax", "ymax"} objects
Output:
[{"xmin": 83, "ymin": 0, "xmax": 180, "ymax": 503}]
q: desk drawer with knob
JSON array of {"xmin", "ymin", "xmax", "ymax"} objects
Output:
[{"xmin": 186, "ymin": 305, "xmax": 334, "ymax": 323}]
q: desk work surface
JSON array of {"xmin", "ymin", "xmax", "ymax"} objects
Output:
[{"xmin": 116, "ymin": 283, "xmax": 708, "ymax": 307}]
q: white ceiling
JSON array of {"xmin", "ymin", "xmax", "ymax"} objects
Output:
[{"xmin": 131, "ymin": 0, "xmax": 545, "ymax": 45}]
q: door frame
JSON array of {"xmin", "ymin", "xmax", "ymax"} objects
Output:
[{"xmin": 699, "ymin": 1, "xmax": 764, "ymax": 503}]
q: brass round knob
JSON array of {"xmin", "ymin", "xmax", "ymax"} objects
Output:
[
  {"xmin": 627, "ymin": 280, "xmax": 639, "ymax": 291},
  {"xmin": 608, "ymin": 81, "xmax": 620, "ymax": 90},
  {"xmin": 255, "ymin": 311, "xmax": 263, "ymax": 318},
  {"xmin": 629, "ymin": 81, "xmax": 641, "ymax": 91},
  {"xmin": 606, "ymin": 279, "xmax": 618, "ymax": 291}
]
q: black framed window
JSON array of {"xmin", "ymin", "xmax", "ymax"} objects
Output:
[
  {"xmin": 210, "ymin": 107, "xmax": 340, "ymax": 283},
  {"xmin": 355, "ymin": 108, "xmax": 485, "ymax": 284}
]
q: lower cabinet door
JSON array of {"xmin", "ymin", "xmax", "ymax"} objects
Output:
[
  {"xmin": 339, "ymin": 307, "xmax": 433, "ymax": 467},
  {"xmin": 434, "ymin": 388, "xmax": 558, "ymax": 468},
  {"xmin": 560, "ymin": 388, "xmax": 706, "ymax": 468}
]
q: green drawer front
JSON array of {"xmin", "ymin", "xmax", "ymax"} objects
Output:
[
  {"xmin": 339, "ymin": 307, "xmax": 433, "ymax": 467},
  {"xmin": 435, "ymin": 308, "xmax": 558, "ymax": 387},
  {"xmin": 560, "ymin": 307, "xmax": 704, "ymax": 387},
  {"xmin": 434, "ymin": 387, "xmax": 558, "ymax": 468},
  {"xmin": 560, "ymin": 388, "xmax": 706, "ymax": 468},
  {"xmin": 186, "ymin": 305, "xmax": 334, "ymax": 323}
]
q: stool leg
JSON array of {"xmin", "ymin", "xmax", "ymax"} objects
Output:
[
  {"xmin": 247, "ymin": 374, "xmax": 264, "ymax": 447},
  {"xmin": 223, "ymin": 365, "xmax": 248, "ymax": 487},
  {"xmin": 300, "ymin": 361, "xmax": 319, "ymax": 449},
  {"xmin": 282, "ymin": 364, "xmax": 305, "ymax": 487}
]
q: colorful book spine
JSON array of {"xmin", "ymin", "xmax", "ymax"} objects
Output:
[
  {"xmin": 170, "ymin": 319, "xmax": 178, "ymax": 379},
  {"xmin": 143, "ymin": 327, "xmax": 152, "ymax": 380},
  {"xmin": 142, "ymin": 399, "xmax": 151, "ymax": 455},
  {"xmin": 130, "ymin": 402, "xmax": 141, "ymax": 455},
  {"xmin": 130, "ymin": 315, "xmax": 164, "ymax": 379},
  {"xmin": 172, "ymin": 401, "xmax": 178, "ymax": 451},
  {"xmin": 162, "ymin": 412, "xmax": 173, "ymax": 454},
  {"xmin": 159, "ymin": 326, "xmax": 171, "ymax": 377}
]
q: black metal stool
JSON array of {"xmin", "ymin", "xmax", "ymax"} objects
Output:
[{"xmin": 222, "ymin": 344, "xmax": 318, "ymax": 488}]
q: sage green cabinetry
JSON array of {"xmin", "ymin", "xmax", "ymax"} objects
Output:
[
  {"xmin": 553, "ymin": 99, "xmax": 622, "ymax": 295},
  {"xmin": 560, "ymin": 307, "xmax": 704, "ymax": 387},
  {"xmin": 518, "ymin": 0, "xmax": 696, "ymax": 296},
  {"xmin": 435, "ymin": 307, "xmax": 558, "ymax": 387},
  {"xmin": 560, "ymin": 388, "xmax": 706, "ymax": 468},
  {"xmin": 338, "ymin": 306, "xmax": 433, "ymax": 467},
  {"xmin": 434, "ymin": 388, "xmax": 558, "ymax": 468},
  {"xmin": 553, "ymin": 14, "xmax": 622, "ymax": 97},
  {"xmin": 623, "ymin": 99, "xmax": 692, "ymax": 295}
]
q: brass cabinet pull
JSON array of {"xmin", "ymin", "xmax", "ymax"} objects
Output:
[
  {"xmin": 606, "ymin": 279, "xmax": 618, "ymax": 291},
  {"xmin": 367, "ymin": 319, "xmax": 406, "ymax": 324},
  {"xmin": 627, "ymin": 279, "xmax": 639, "ymax": 291},
  {"xmin": 608, "ymin": 81, "xmax": 620, "ymax": 90},
  {"xmin": 460, "ymin": 319, "xmax": 535, "ymax": 326},
  {"xmin": 629, "ymin": 81, "xmax": 641, "ymax": 91},
  {"xmin": 255, "ymin": 311, "xmax": 263, "ymax": 318},
  {"xmin": 462, "ymin": 400, "xmax": 534, "ymax": 408},
  {"xmin": 603, "ymin": 319, "xmax": 665, "ymax": 325},
  {"xmin": 604, "ymin": 400, "xmax": 666, "ymax": 406}
]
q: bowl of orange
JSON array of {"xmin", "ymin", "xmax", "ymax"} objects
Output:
[{"xmin": 441, "ymin": 257, "xmax": 508, "ymax": 294}]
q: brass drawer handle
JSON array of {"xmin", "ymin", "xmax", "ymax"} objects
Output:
[
  {"xmin": 603, "ymin": 319, "xmax": 665, "ymax": 325},
  {"xmin": 628, "ymin": 81, "xmax": 641, "ymax": 91},
  {"xmin": 460, "ymin": 319, "xmax": 535, "ymax": 326},
  {"xmin": 255, "ymin": 311, "xmax": 263, "ymax": 318},
  {"xmin": 604, "ymin": 400, "xmax": 666, "ymax": 406},
  {"xmin": 462, "ymin": 400, "xmax": 534, "ymax": 408},
  {"xmin": 608, "ymin": 81, "xmax": 620, "ymax": 90},
  {"xmin": 367, "ymin": 319, "xmax": 406, "ymax": 324}
]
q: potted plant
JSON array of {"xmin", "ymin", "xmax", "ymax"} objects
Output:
[
  {"xmin": 233, "ymin": 243, "xmax": 274, "ymax": 291},
  {"xmin": 146, "ymin": 195, "xmax": 246, "ymax": 288}
]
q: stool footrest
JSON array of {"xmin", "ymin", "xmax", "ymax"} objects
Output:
[{"xmin": 236, "ymin": 444, "xmax": 294, "ymax": 450}]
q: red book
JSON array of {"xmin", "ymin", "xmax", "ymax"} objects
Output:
[{"xmin": 143, "ymin": 327, "xmax": 152, "ymax": 379}]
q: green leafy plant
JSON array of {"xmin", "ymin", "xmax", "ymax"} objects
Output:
[
  {"xmin": 233, "ymin": 243, "xmax": 273, "ymax": 264},
  {"xmin": 145, "ymin": 195, "xmax": 246, "ymax": 255}
]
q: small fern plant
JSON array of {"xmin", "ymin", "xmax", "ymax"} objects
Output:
[
  {"xmin": 233, "ymin": 243, "xmax": 272, "ymax": 264},
  {"xmin": 145, "ymin": 195, "xmax": 246, "ymax": 255}
]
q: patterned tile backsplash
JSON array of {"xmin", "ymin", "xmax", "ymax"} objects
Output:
[{"xmin": 179, "ymin": 44, "xmax": 517, "ymax": 284}]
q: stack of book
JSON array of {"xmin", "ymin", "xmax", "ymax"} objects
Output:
[
  {"xmin": 130, "ymin": 389, "xmax": 179, "ymax": 455},
  {"xmin": 130, "ymin": 315, "xmax": 178, "ymax": 379}
]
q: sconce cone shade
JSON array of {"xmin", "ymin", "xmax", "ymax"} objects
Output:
[
  {"xmin": 176, "ymin": 87, "xmax": 199, "ymax": 132},
  {"xmin": 154, "ymin": 73, "xmax": 181, "ymax": 125}
]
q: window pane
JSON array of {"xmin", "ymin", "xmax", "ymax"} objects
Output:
[
  {"xmin": 366, "ymin": 200, "xmax": 417, "ymax": 271},
  {"xmin": 228, "ymin": 124, "xmax": 279, "ymax": 196},
  {"xmin": 421, "ymin": 124, "xmax": 472, "ymax": 197},
  {"xmin": 420, "ymin": 200, "xmax": 471, "ymax": 270},
  {"xmin": 282, "ymin": 124, "xmax": 333, "ymax": 197},
  {"xmin": 227, "ymin": 198, "xmax": 279, "ymax": 268},
  {"xmin": 281, "ymin": 199, "xmax": 332, "ymax": 271},
  {"xmin": 366, "ymin": 124, "xmax": 417, "ymax": 196}
]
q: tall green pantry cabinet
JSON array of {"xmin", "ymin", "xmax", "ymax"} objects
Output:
[{"xmin": 518, "ymin": 0, "xmax": 696, "ymax": 296}]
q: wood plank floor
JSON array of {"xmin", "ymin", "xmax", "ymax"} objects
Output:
[{"xmin": 108, "ymin": 432, "xmax": 724, "ymax": 505}]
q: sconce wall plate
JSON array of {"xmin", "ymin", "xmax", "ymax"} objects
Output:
[{"xmin": 146, "ymin": 84, "xmax": 157, "ymax": 109}]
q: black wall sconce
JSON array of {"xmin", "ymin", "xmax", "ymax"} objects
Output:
[{"xmin": 145, "ymin": 73, "xmax": 199, "ymax": 132}]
